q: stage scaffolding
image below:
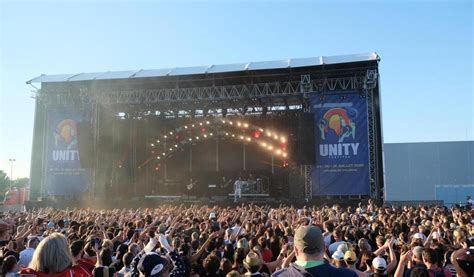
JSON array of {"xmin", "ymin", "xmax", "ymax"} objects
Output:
[{"xmin": 28, "ymin": 53, "xmax": 384, "ymax": 203}]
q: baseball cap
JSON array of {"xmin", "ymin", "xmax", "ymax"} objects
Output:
[
  {"xmin": 372, "ymin": 257, "xmax": 387, "ymax": 270},
  {"xmin": 237, "ymin": 238, "xmax": 249, "ymax": 250},
  {"xmin": 332, "ymin": 250, "xmax": 344, "ymax": 261},
  {"xmin": 344, "ymin": 250, "xmax": 357, "ymax": 263},
  {"xmin": 209, "ymin": 212, "xmax": 217, "ymax": 220},
  {"xmin": 432, "ymin": 231, "xmax": 440, "ymax": 240},
  {"xmin": 294, "ymin": 225, "xmax": 324, "ymax": 255},
  {"xmin": 413, "ymin": 233, "xmax": 424, "ymax": 240},
  {"xmin": 138, "ymin": 253, "xmax": 168, "ymax": 277}
]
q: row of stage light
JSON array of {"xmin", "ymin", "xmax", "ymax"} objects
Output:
[{"xmin": 148, "ymin": 118, "xmax": 288, "ymax": 161}]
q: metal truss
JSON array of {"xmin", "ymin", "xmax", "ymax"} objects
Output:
[
  {"xmin": 38, "ymin": 75, "xmax": 366, "ymax": 106},
  {"xmin": 303, "ymin": 165, "xmax": 313, "ymax": 201},
  {"xmin": 366, "ymin": 88, "xmax": 378, "ymax": 200}
]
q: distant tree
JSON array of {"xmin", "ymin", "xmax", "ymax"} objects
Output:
[
  {"xmin": 12, "ymin": 177, "xmax": 29, "ymax": 188},
  {"xmin": 0, "ymin": 170, "xmax": 10, "ymax": 195}
]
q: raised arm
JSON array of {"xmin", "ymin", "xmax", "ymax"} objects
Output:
[{"xmin": 386, "ymin": 239, "xmax": 398, "ymax": 274}]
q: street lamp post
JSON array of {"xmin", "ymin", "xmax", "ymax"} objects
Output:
[{"xmin": 8, "ymin": 158, "xmax": 15, "ymax": 189}]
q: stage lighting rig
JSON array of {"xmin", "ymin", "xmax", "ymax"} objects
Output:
[{"xmin": 300, "ymin": 74, "xmax": 312, "ymax": 98}]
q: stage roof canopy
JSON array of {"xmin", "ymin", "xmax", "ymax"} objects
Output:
[{"xmin": 27, "ymin": 52, "xmax": 379, "ymax": 84}]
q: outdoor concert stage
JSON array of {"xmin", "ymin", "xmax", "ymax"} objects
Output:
[{"xmin": 27, "ymin": 52, "xmax": 384, "ymax": 204}]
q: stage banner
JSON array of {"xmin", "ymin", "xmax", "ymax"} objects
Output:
[
  {"xmin": 44, "ymin": 109, "xmax": 90, "ymax": 195},
  {"xmin": 310, "ymin": 93, "xmax": 370, "ymax": 195}
]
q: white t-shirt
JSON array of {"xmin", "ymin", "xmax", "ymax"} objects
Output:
[{"xmin": 235, "ymin": 180, "xmax": 243, "ymax": 191}]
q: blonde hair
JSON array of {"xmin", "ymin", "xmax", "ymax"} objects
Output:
[
  {"xmin": 102, "ymin": 239, "xmax": 113, "ymax": 252},
  {"xmin": 226, "ymin": 270, "xmax": 240, "ymax": 277},
  {"xmin": 29, "ymin": 233, "xmax": 74, "ymax": 273}
]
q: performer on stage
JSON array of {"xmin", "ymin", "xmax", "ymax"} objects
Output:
[{"xmin": 234, "ymin": 177, "xmax": 243, "ymax": 203}]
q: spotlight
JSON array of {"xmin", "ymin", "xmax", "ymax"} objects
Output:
[
  {"xmin": 274, "ymin": 135, "xmax": 278, "ymax": 140},
  {"xmin": 210, "ymin": 133, "xmax": 213, "ymax": 136},
  {"xmin": 169, "ymin": 131, "xmax": 173, "ymax": 135},
  {"xmin": 189, "ymin": 138, "xmax": 192, "ymax": 141},
  {"xmin": 156, "ymin": 140, "xmax": 160, "ymax": 143},
  {"xmin": 169, "ymin": 148, "xmax": 172, "ymax": 151},
  {"xmin": 231, "ymin": 134, "xmax": 235, "ymax": 137},
  {"xmin": 196, "ymin": 136, "xmax": 200, "ymax": 140},
  {"xmin": 222, "ymin": 120, "xmax": 226, "ymax": 124},
  {"xmin": 268, "ymin": 145, "xmax": 273, "ymax": 150},
  {"xmin": 262, "ymin": 142, "xmax": 267, "ymax": 147},
  {"xmin": 253, "ymin": 130, "xmax": 261, "ymax": 139},
  {"xmin": 243, "ymin": 123, "xmax": 249, "ymax": 128},
  {"xmin": 157, "ymin": 157, "xmax": 161, "ymax": 160},
  {"xmin": 266, "ymin": 131, "xmax": 272, "ymax": 137},
  {"xmin": 280, "ymin": 137, "xmax": 287, "ymax": 143},
  {"xmin": 151, "ymin": 143, "xmax": 154, "ymax": 147},
  {"xmin": 162, "ymin": 153, "xmax": 166, "ymax": 156},
  {"xmin": 283, "ymin": 153, "xmax": 287, "ymax": 158},
  {"xmin": 225, "ymin": 132, "xmax": 229, "ymax": 136},
  {"xmin": 118, "ymin": 165, "xmax": 122, "ymax": 168},
  {"xmin": 206, "ymin": 121, "xmax": 210, "ymax": 124},
  {"xmin": 239, "ymin": 136, "xmax": 244, "ymax": 140},
  {"xmin": 276, "ymin": 149, "xmax": 282, "ymax": 155},
  {"xmin": 164, "ymin": 135, "xmax": 167, "ymax": 139},
  {"xmin": 192, "ymin": 124, "xmax": 195, "ymax": 127},
  {"xmin": 184, "ymin": 126, "xmax": 188, "ymax": 129},
  {"xmin": 174, "ymin": 144, "xmax": 178, "ymax": 148},
  {"xmin": 246, "ymin": 137, "xmax": 251, "ymax": 142},
  {"xmin": 204, "ymin": 134, "xmax": 208, "ymax": 138},
  {"xmin": 259, "ymin": 128, "xmax": 264, "ymax": 132},
  {"xmin": 199, "ymin": 122, "xmax": 203, "ymax": 126},
  {"xmin": 237, "ymin": 122, "xmax": 241, "ymax": 127},
  {"xmin": 229, "ymin": 121, "xmax": 233, "ymax": 125}
]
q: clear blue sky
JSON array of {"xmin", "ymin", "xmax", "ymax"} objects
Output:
[{"xmin": 1, "ymin": 0, "xmax": 472, "ymax": 178}]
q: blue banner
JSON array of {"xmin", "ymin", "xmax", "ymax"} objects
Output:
[
  {"xmin": 45, "ymin": 109, "xmax": 90, "ymax": 195},
  {"xmin": 311, "ymin": 93, "xmax": 370, "ymax": 195}
]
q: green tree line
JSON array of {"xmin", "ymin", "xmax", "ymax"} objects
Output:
[{"xmin": 0, "ymin": 170, "xmax": 29, "ymax": 196}]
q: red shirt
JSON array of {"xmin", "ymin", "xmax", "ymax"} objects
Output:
[
  {"xmin": 262, "ymin": 248, "xmax": 273, "ymax": 263},
  {"xmin": 77, "ymin": 258, "xmax": 96, "ymax": 274},
  {"xmin": 20, "ymin": 266, "xmax": 92, "ymax": 277}
]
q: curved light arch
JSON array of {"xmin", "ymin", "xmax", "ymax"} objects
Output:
[{"xmin": 142, "ymin": 118, "xmax": 289, "ymax": 167}]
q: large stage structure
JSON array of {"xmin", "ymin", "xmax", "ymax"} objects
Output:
[{"xmin": 27, "ymin": 53, "xmax": 384, "ymax": 204}]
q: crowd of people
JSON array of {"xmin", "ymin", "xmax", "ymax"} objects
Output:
[{"xmin": 0, "ymin": 200, "xmax": 472, "ymax": 277}]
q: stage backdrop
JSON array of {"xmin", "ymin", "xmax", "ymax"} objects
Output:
[
  {"xmin": 44, "ymin": 109, "xmax": 90, "ymax": 196},
  {"xmin": 310, "ymin": 93, "xmax": 370, "ymax": 195}
]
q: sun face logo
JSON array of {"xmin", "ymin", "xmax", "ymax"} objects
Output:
[
  {"xmin": 318, "ymin": 108, "xmax": 357, "ymax": 143},
  {"xmin": 54, "ymin": 119, "xmax": 77, "ymax": 149}
]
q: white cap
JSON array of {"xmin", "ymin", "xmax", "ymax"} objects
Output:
[
  {"xmin": 372, "ymin": 257, "xmax": 387, "ymax": 270},
  {"xmin": 450, "ymin": 223, "xmax": 457, "ymax": 229},
  {"xmin": 332, "ymin": 250, "xmax": 345, "ymax": 261},
  {"xmin": 209, "ymin": 212, "xmax": 216, "ymax": 219},
  {"xmin": 432, "ymin": 231, "xmax": 440, "ymax": 240},
  {"xmin": 413, "ymin": 233, "xmax": 424, "ymax": 240}
]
